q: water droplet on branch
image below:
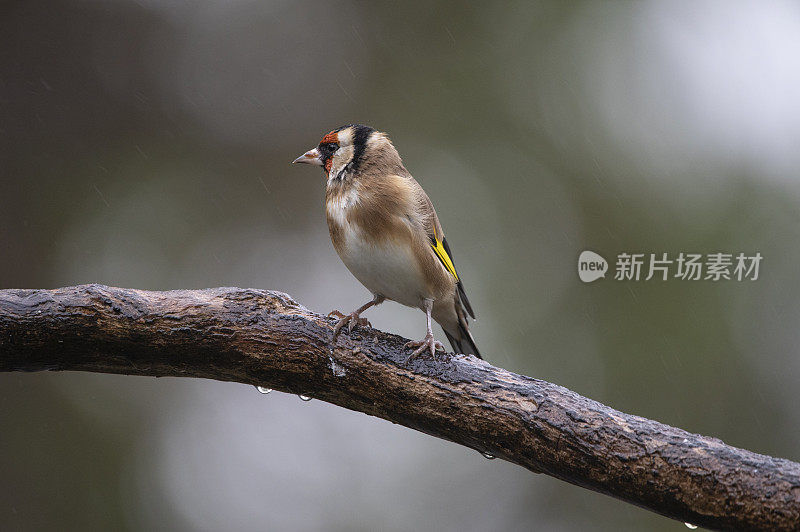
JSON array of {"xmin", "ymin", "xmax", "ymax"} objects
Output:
[
  {"xmin": 481, "ymin": 452, "xmax": 495, "ymax": 460},
  {"xmin": 328, "ymin": 356, "xmax": 347, "ymax": 377},
  {"xmin": 299, "ymin": 395, "xmax": 312, "ymax": 402},
  {"xmin": 255, "ymin": 386, "xmax": 272, "ymax": 394}
]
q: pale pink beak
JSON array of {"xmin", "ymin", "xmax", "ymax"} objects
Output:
[{"xmin": 292, "ymin": 147, "xmax": 323, "ymax": 166}]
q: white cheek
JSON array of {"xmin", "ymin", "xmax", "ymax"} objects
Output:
[{"xmin": 327, "ymin": 145, "xmax": 355, "ymax": 182}]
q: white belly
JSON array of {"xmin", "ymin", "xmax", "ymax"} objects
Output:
[{"xmin": 337, "ymin": 224, "xmax": 427, "ymax": 308}]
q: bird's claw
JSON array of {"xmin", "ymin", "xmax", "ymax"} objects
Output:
[
  {"xmin": 405, "ymin": 334, "xmax": 445, "ymax": 361},
  {"xmin": 331, "ymin": 311, "xmax": 371, "ymax": 341}
]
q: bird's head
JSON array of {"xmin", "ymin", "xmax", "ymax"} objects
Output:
[{"xmin": 292, "ymin": 124, "xmax": 403, "ymax": 182}]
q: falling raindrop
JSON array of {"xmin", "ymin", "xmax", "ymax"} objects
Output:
[
  {"xmin": 684, "ymin": 523, "xmax": 698, "ymax": 529},
  {"xmin": 481, "ymin": 451, "xmax": 495, "ymax": 460},
  {"xmin": 299, "ymin": 394, "xmax": 312, "ymax": 401},
  {"xmin": 255, "ymin": 386, "xmax": 272, "ymax": 394}
]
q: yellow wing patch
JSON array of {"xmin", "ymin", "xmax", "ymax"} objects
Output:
[{"xmin": 430, "ymin": 228, "xmax": 459, "ymax": 281}]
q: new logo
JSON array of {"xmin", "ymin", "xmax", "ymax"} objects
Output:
[{"xmin": 578, "ymin": 251, "xmax": 608, "ymax": 283}]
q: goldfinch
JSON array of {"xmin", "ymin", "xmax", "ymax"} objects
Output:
[{"xmin": 292, "ymin": 124, "xmax": 480, "ymax": 359}]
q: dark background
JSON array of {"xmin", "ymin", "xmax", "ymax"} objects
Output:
[{"xmin": 2, "ymin": 1, "xmax": 800, "ymax": 530}]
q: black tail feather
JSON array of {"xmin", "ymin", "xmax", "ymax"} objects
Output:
[{"xmin": 444, "ymin": 325, "xmax": 481, "ymax": 359}]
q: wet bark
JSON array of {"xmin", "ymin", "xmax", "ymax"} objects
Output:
[{"xmin": 0, "ymin": 284, "xmax": 798, "ymax": 531}]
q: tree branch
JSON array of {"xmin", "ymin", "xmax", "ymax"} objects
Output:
[{"xmin": 0, "ymin": 285, "xmax": 797, "ymax": 530}]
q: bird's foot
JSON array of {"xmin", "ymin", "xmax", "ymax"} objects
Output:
[
  {"xmin": 329, "ymin": 310, "xmax": 372, "ymax": 341},
  {"xmin": 405, "ymin": 333, "xmax": 445, "ymax": 361}
]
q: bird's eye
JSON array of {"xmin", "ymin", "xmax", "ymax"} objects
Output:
[{"xmin": 328, "ymin": 143, "xmax": 339, "ymax": 152}]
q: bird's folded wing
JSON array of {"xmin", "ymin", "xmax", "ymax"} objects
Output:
[
  {"xmin": 441, "ymin": 236, "xmax": 475, "ymax": 319},
  {"xmin": 430, "ymin": 227, "xmax": 459, "ymax": 281},
  {"xmin": 419, "ymin": 194, "xmax": 475, "ymax": 319}
]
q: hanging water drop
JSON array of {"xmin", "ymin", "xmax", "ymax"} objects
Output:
[
  {"xmin": 481, "ymin": 451, "xmax": 495, "ymax": 460},
  {"xmin": 299, "ymin": 394, "xmax": 312, "ymax": 401},
  {"xmin": 684, "ymin": 524, "xmax": 698, "ymax": 529},
  {"xmin": 255, "ymin": 386, "xmax": 272, "ymax": 394}
]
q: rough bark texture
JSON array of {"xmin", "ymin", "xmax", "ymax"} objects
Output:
[{"xmin": 0, "ymin": 285, "xmax": 798, "ymax": 531}]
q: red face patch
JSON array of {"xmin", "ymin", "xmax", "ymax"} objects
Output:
[
  {"xmin": 324, "ymin": 157, "xmax": 333, "ymax": 174},
  {"xmin": 321, "ymin": 131, "xmax": 339, "ymax": 144}
]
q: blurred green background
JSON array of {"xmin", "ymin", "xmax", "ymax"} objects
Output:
[{"xmin": 2, "ymin": 0, "xmax": 800, "ymax": 530}]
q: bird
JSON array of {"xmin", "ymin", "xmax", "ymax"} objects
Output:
[{"xmin": 292, "ymin": 124, "xmax": 481, "ymax": 360}]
